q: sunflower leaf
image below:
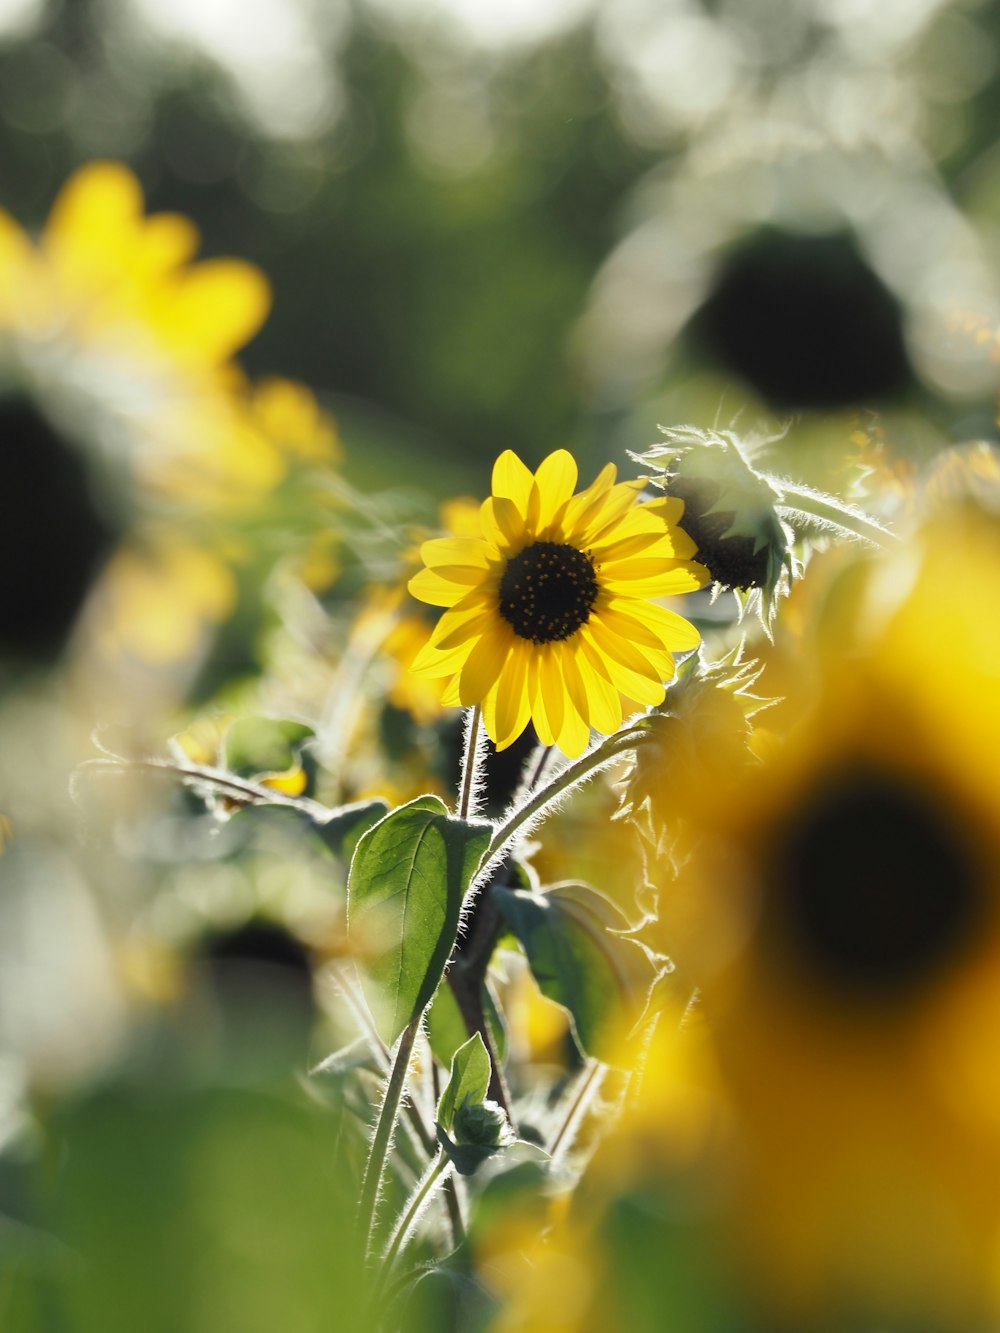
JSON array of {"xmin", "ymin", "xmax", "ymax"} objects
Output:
[
  {"xmin": 221, "ymin": 716, "xmax": 314, "ymax": 779},
  {"xmin": 427, "ymin": 978, "xmax": 507, "ymax": 1068},
  {"xmin": 493, "ymin": 883, "xmax": 654, "ymax": 1065},
  {"xmin": 437, "ymin": 1032, "xmax": 492, "ymax": 1134},
  {"xmin": 347, "ymin": 796, "xmax": 492, "ymax": 1045}
]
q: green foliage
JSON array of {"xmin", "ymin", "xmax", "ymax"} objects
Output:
[
  {"xmin": 315, "ymin": 798, "xmax": 391, "ymax": 862},
  {"xmin": 221, "ymin": 716, "xmax": 314, "ymax": 780},
  {"xmin": 494, "ymin": 883, "xmax": 654, "ymax": 1064},
  {"xmin": 347, "ymin": 797, "xmax": 491, "ymax": 1045},
  {"xmin": 427, "ymin": 979, "xmax": 507, "ymax": 1069},
  {"xmin": 436, "ymin": 1034, "xmax": 491, "ymax": 1135}
]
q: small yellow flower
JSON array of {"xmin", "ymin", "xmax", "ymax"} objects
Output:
[{"xmin": 408, "ymin": 449, "xmax": 707, "ymax": 757}]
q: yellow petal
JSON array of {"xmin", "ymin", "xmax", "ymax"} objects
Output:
[
  {"xmin": 576, "ymin": 479, "xmax": 646, "ymax": 548},
  {"xmin": 582, "ymin": 621, "xmax": 667, "ymax": 706},
  {"xmin": 533, "ymin": 450, "xmax": 578, "ymax": 535},
  {"xmin": 594, "ymin": 603, "xmax": 675, "ymax": 653},
  {"xmin": 459, "ymin": 627, "xmax": 512, "ymax": 706},
  {"xmin": 150, "ymin": 260, "xmax": 272, "ymax": 366},
  {"xmin": 435, "ymin": 608, "xmax": 502, "ymax": 651},
  {"xmin": 408, "ymin": 567, "xmax": 483, "ymax": 608},
  {"xmin": 550, "ymin": 653, "xmax": 592, "ymax": 757},
  {"xmin": 558, "ymin": 464, "xmax": 618, "ymax": 541},
  {"xmin": 569, "ymin": 644, "xmax": 623, "ymax": 735},
  {"xmin": 484, "ymin": 640, "xmax": 532, "ymax": 750},
  {"xmin": 492, "ymin": 450, "xmax": 535, "ymax": 516},
  {"xmin": 620, "ymin": 600, "xmax": 702, "ymax": 652},
  {"xmin": 420, "ymin": 537, "xmax": 492, "ymax": 570},
  {"xmin": 480, "ymin": 496, "xmax": 526, "ymax": 553}
]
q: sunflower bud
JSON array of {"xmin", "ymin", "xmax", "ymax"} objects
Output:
[
  {"xmin": 453, "ymin": 1096, "xmax": 515, "ymax": 1151},
  {"xmin": 634, "ymin": 427, "xmax": 793, "ymax": 613}
]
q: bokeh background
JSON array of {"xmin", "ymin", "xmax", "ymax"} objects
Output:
[{"xmin": 6, "ymin": 0, "xmax": 1000, "ymax": 1329}]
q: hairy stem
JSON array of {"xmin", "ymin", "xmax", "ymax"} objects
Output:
[
  {"xmin": 371, "ymin": 1153, "xmax": 451, "ymax": 1313},
  {"xmin": 458, "ymin": 705, "xmax": 485, "ymax": 820},
  {"xmin": 481, "ymin": 725, "xmax": 649, "ymax": 875},
  {"xmin": 431, "ymin": 1060, "xmax": 465, "ymax": 1248},
  {"xmin": 359, "ymin": 1018, "xmax": 420, "ymax": 1260},
  {"xmin": 447, "ymin": 886, "xmax": 515, "ymax": 1125},
  {"xmin": 776, "ymin": 481, "xmax": 898, "ymax": 547},
  {"xmin": 548, "ymin": 1059, "xmax": 604, "ymax": 1164},
  {"xmin": 334, "ymin": 968, "xmax": 437, "ymax": 1159}
]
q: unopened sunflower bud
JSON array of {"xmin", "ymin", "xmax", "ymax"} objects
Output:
[
  {"xmin": 453, "ymin": 1096, "xmax": 515, "ymax": 1151},
  {"xmin": 634, "ymin": 427, "xmax": 793, "ymax": 614}
]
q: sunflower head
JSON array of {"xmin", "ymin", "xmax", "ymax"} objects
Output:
[
  {"xmin": 619, "ymin": 648, "xmax": 770, "ymax": 866},
  {"xmin": 634, "ymin": 427, "xmax": 793, "ymax": 617},
  {"xmin": 408, "ymin": 449, "xmax": 708, "ymax": 757}
]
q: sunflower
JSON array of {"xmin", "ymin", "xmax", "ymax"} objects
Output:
[
  {"xmin": 408, "ymin": 449, "xmax": 708, "ymax": 757},
  {"xmin": 0, "ymin": 163, "xmax": 343, "ymax": 679},
  {"xmin": 635, "ymin": 500, "xmax": 1000, "ymax": 1328}
]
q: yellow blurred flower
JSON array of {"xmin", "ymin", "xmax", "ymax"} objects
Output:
[
  {"xmin": 409, "ymin": 449, "xmax": 707, "ymax": 756},
  {"xmin": 0, "ymin": 161, "xmax": 344, "ymax": 677},
  {"xmin": 641, "ymin": 500, "xmax": 1000, "ymax": 1328},
  {"xmin": 0, "ymin": 160, "xmax": 269, "ymax": 377}
]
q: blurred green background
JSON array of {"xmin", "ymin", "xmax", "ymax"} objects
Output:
[{"xmin": 6, "ymin": 0, "xmax": 1000, "ymax": 1328}]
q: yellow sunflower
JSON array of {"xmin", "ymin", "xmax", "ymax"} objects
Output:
[
  {"xmin": 408, "ymin": 449, "xmax": 707, "ymax": 757},
  {"xmin": 638, "ymin": 499, "xmax": 1000, "ymax": 1328},
  {"xmin": 0, "ymin": 163, "xmax": 345, "ymax": 681}
]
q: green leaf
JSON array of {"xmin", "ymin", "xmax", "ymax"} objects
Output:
[
  {"xmin": 493, "ymin": 882, "xmax": 653, "ymax": 1065},
  {"xmin": 437, "ymin": 1033, "xmax": 491, "ymax": 1134},
  {"xmin": 315, "ymin": 799, "xmax": 389, "ymax": 862},
  {"xmin": 347, "ymin": 796, "xmax": 491, "ymax": 1045},
  {"xmin": 221, "ymin": 717, "xmax": 314, "ymax": 780},
  {"xmin": 427, "ymin": 979, "xmax": 507, "ymax": 1069}
]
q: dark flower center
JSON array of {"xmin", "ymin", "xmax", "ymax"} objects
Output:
[
  {"xmin": 765, "ymin": 766, "xmax": 983, "ymax": 997},
  {"xmin": 498, "ymin": 541, "xmax": 598, "ymax": 643},
  {"xmin": 692, "ymin": 228, "xmax": 911, "ymax": 410},
  {"xmin": 0, "ymin": 394, "xmax": 121, "ymax": 664},
  {"xmin": 670, "ymin": 476, "xmax": 770, "ymax": 591}
]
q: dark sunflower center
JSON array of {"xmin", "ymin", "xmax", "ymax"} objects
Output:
[
  {"xmin": 0, "ymin": 394, "xmax": 122, "ymax": 664},
  {"xmin": 670, "ymin": 476, "xmax": 770, "ymax": 591},
  {"xmin": 766, "ymin": 767, "xmax": 983, "ymax": 997},
  {"xmin": 498, "ymin": 541, "xmax": 598, "ymax": 643}
]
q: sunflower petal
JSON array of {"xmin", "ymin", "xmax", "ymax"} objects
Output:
[
  {"xmin": 559, "ymin": 462, "xmax": 618, "ymax": 540},
  {"xmin": 408, "ymin": 566, "xmax": 484, "ymax": 607},
  {"xmin": 480, "ymin": 496, "xmax": 526, "ymax": 553},
  {"xmin": 533, "ymin": 450, "xmax": 579, "ymax": 535},
  {"xmin": 582, "ymin": 621, "xmax": 668, "ymax": 706},
  {"xmin": 420, "ymin": 537, "xmax": 492, "ymax": 570},
  {"xmin": 619, "ymin": 599, "xmax": 702, "ymax": 652},
  {"xmin": 492, "ymin": 451, "xmax": 534, "ymax": 515},
  {"xmin": 484, "ymin": 639, "xmax": 532, "ymax": 750},
  {"xmin": 435, "ymin": 608, "xmax": 502, "ymax": 651},
  {"xmin": 459, "ymin": 627, "xmax": 512, "ymax": 706}
]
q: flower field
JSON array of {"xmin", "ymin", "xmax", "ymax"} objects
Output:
[{"xmin": 4, "ymin": 3, "xmax": 1000, "ymax": 1331}]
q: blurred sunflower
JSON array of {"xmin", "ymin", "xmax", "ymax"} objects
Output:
[
  {"xmin": 409, "ymin": 449, "xmax": 707, "ymax": 757},
  {"xmin": 0, "ymin": 161, "xmax": 342, "ymax": 682},
  {"xmin": 640, "ymin": 499, "xmax": 1000, "ymax": 1328}
]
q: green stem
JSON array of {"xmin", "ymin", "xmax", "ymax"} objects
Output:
[
  {"xmin": 431, "ymin": 1061, "xmax": 466, "ymax": 1249},
  {"xmin": 481, "ymin": 725, "xmax": 649, "ymax": 874},
  {"xmin": 376, "ymin": 1152, "xmax": 450, "ymax": 1301},
  {"xmin": 78, "ymin": 756, "xmax": 330, "ymax": 818},
  {"xmin": 458, "ymin": 705, "xmax": 484, "ymax": 820},
  {"xmin": 776, "ymin": 482, "xmax": 898, "ymax": 547},
  {"xmin": 523, "ymin": 743, "xmax": 554, "ymax": 795},
  {"xmin": 334, "ymin": 968, "xmax": 437, "ymax": 1159},
  {"xmin": 547, "ymin": 1059, "xmax": 604, "ymax": 1163},
  {"xmin": 359, "ymin": 1018, "xmax": 419, "ymax": 1260}
]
